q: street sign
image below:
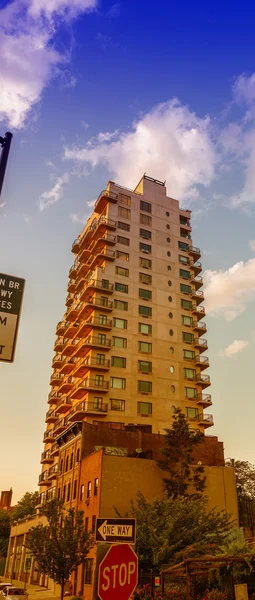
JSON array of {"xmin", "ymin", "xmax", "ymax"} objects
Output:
[
  {"xmin": 96, "ymin": 518, "xmax": 136, "ymax": 544},
  {"xmin": 98, "ymin": 543, "xmax": 138, "ymax": 600},
  {"xmin": 0, "ymin": 273, "xmax": 25, "ymax": 362}
]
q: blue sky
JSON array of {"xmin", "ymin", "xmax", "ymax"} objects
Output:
[{"xmin": 2, "ymin": 0, "xmax": 255, "ymax": 501}]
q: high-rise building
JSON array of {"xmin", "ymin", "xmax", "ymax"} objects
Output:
[{"xmin": 39, "ymin": 175, "xmax": 213, "ymax": 497}]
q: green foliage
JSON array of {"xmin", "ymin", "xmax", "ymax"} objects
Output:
[
  {"xmin": 0, "ymin": 510, "xmax": 11, "ymax": 557},
  {"xmin": 202, "ymin": 591, "xmax": 229, "ymax": 600},
  {"xmin": 157, "ymin": 408, "xmax": 206, "ymax": 497},
  {"xmin": 134, "ymin": 585, "xmax": 186, "ymax": 599},
  {"xmin": 125, "ymin": 492, "xmax": 232, "ymax": 571},
  {"xmin": 10, "ymin": 491, "xmax": 39, "ymax": 523},
  {"xmin": 27, "ymin": 499, "xmax": 93, "ymax": 600},
  {"xmin": 234, "ymin": 461, "xmax": 255, "ymax": 529}
]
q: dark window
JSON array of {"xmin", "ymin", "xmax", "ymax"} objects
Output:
[
  {"xmin": 138, "ymin": 380, "xmax": 152, "ymax": 393},
  {"xmin": 180, "ymin": 283, "xmax": 191, "ymax": 294},
  {"xmin": 180, "ymin": 269, "xmax": 190, "ymax": 279},
  {"xmin": 110, "ymin": 398, "xmax": 125, "ymax": 411},
  {"xmin": 166, "ymin": 211, "xmax": 170, "ymax": 216},
  {"xmin": 63, "ymin": 485, "xmax": 66, "ymax": 502},
  {"xmin": 116, "ymin": 250, "xmax": 129, "ymax": 261},
  {"xmin": 139, "ymin": 288, "xmax": 152, "ymax": 300},
  {"xmin": 180, "ymin": 215, "xmax": 190, "ymax": 226},
  {"xmin": 80, "ymin": 484, "xmax": 84, "ymax": 501},
  {"xmin": 84, "ymin": 517, "xmax": 89, "ymax": 532},
  {"xmin": 180, "ymin": 228, "xmax": 190, "ymax": 239},
  {"xmin": 138, "ymin": 341, "xmax": 152, "ymax": 353},
  {"xmin": 182, "ymin": 332, "xmax": 194, "ymax": 343},
  {"xmin": 73, "ymin": 480, "xmax": 77, "ymax": 500},
  {"xmin": 114, "ymin": 299, "xmax": 128, "ymax": 310},
  {"xmin": 92, "ymin": 515, "xmax": 96, "ymax": 533},
  {"xmin": 70, "ymin": 453, "xmax": 74, "ymax": 469},
  {"xmin": 117, "ymin": 235, "xmax": 130, "ymax": 246},
  {"xmin": 137, "ymin": 401, "xmax": 152, "ymax": 414},
  {"xmin": 76, "ymin": 449, "xmax": 80, "ymax": 463},
  {"xmin": 179, "ymin": 241, "xmax": 189, "ymax": 251},
  {"xmin": 138, "ymin": 360, "xmax": 152, "ymax": 373},
  {"xmin": 111, "ymin": 356, "xmax": 126, "ymax": 368},
  {"xmin": 140, "ymin": 242, "xmax": 151, "ymax": 254},
  {"xmin": 167, "ymin": 251, "xmax": 171, "ymax": 257},
  {"xmin": 181, "ymin": 299, "xmax": 192, "ymax": 310},
  {"xmin": 168, "ymin": 296, "xmax": 172, "ymax": 302},
  {"xmin": 139, "ymin": 272, "xmax": 152, "ymax": 284},
  {"xmin": 115, "ymin": 282, "xmax": 128, "ymax": 293},
  {"xmin": 167, "ymin": 237, "xmax": 171, "ymax": 243},
  {"xmin": 67, "ymin": 482, "xmax": 71, "ymax": 502},
  {"xmin": 119, "ymin": 193, "xmax": 131, "ymax": 206},
  {"xmin": 140, "ymin": 200, "xmax": 151, "ymax": 213},
  {"xmin": 87, "ymin": 481, "xmax": 91, "ymax": 498},
  {"xmin": 65, "ymin": 456, "xmax": 69, "ymax": 472},
  {"xmin": 140, "ymin": 213, "xmax": 152, "ymax": 226},
  {"xmin": 140, "ymin": 257, "xmax": 152, "ymax": 269},
  {"xmin": 118, "ymin": 221, "xmax": 130, "ymax": 231},
  {"xmin": 118, "ymin": 206, "xmax": 131, "ymax": 219},
  {"xmin": 139, "ymin": 305, "xmax": 152, "ymax": 317},
  {"xmin": 94, "ymin": 478, "xmax": 99, "ymax": 496},
  {"xmin": 140, "ymin": 228, "xmax": 151, "ymax": 239},
  {"xmin": 115, "ymin": 266, "xmax": 129, "ymax": 277},
  {"xmin": 84, "ymin": 559, "xmax": 93, "ymax": 585}
]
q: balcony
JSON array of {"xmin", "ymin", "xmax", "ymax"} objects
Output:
[
  {"xmin": 86, "ymin": 279, "xmax": 114, "ymax": 294},
  {"xmin": 48, "ymin": 391, "xmax": 62, "ymax": 405},
  {"xmin": 195, "ymin": 373, "xmax": 211, "ymax": 388},
  {"xmin": 197, "ymin": 413, "xmax": 214, "ymax": 428},
  {"xmin": 65, "ymin": 300, "xmax": 81, "ymax": 322},
  {"xmin": 52, "ymin": 353, "xmax": 63, "ymax": 369},
  {"xmin": 53, "ymin": 417, "xmax": 68, "ymax": 436},
  {"xmin": 64, "ymin": 321, "xmax": 81, "ymax": 339},
  {"xmin": 38, "ymin": 470, "xmax": 51, "ymax": 486},
  {"xmin": 50, "ymin": 372, "xmax": 63, "ymax": 387},
  {"xmin": 56, "ymin": 321, "xmax": 66, "ymax": 336},
  {"xmin": 68, "ymin": 400, "xmax": 108, "ymax": 422},
  {"xmin": 93, "ymin": 233, "xmax": 116, "ymax": 251},
  {"xmin": 190, "ymin": 260, "xmax": 202, "ymax": 275},
  {"xmin": 61, "ymin": 337, "xmax": 80, "ymax": 356},
  {"xmin": 73, "ymin": 335, "xmax": 111, "ymax": 358},
  {"xmin": 55, "ymin": 397, "xmax": 72, "ymax": 414},
  {"xmin": 59, "ymin": 355, "xmax": 76, "ymax": 376},
  {"xmin": 41, "ymin": 451, "xmax": 54, "ymax": 465},
  {"xmin": 50, "ymin": 443, "xmax": 60, "ymax": 458},
  {"xmin": 48, "ymin": 463, "xmax": 59, "ymax": 480},
  {"xmin": 54, "ymin": 337, "xmax": 64, "ymax": 352},
  {"xmin": 191, "ymin": 275, "xmax": 203, "ymax": 290},
  {"xmin": 66, "ymin": 293, "xmax": 75, "ymax": 307},
  {"xmin": 67, "ymin": 279, "xmax": 76, "ymax": 293},
  {"xmin": 194, "ymin": 337, "xmax": 208, "ymax": 352},
  {"xmin": 43, "ymin": 429, "xmax": 55, "ymax": 443},
  {"xmin": 58, "ymin": 376, "xmax": 74, "ymax": 395},
  {"xmin": 77, "ymin": 315, "xmax": 112, "ymax": 336},
  {"xmin": 197, "ymin": 393, "xmax": 212, "ymax": 408},
  {"xmin": 191, "ymin": 304, "xmax": 205, "ymax": 320},
  {"xmin": 191, "ymin": 289, "xmax": 204, "ymax": 305},
  {"xmin": 193, "ymin": 321, "xmax": 207, "ymax": 335},
  {"xmin": 71, "ymin": 377, "xmax": 109, "ymax": 400},
  {"xmin": 94, "ymin": 190, "xmax": 118, "ymax": 214},
  {"xmin": 189, "ymin": 246, "xmax": 201, "ymax": 260},
  {"xmin": 73, "ymin": 356, "xmax": 110, "ymax": 378},
  {"xmin": 72, "ymin": 238, "xmax": 80, "ymax": 254},
  {"xmin": 195, "ymin": 355, "xmax": 209, "ymax": 370},
  {"xmin": 89, "ymin": 249, "xmax": 116, "ymax": 272},
  {"xmin": 46, "ymin": 409, "xmax": 58, "ymax": 424}
]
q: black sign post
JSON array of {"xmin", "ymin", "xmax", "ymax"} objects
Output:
[
  {"xmin": 0, "ymin": 132, "xmax": 13, "ymax": 197},
  {"xmin": 0, "ymin": 273, "xmax": 25, "ymax": 362},
  {"xmin": 96, "ymin": 518, "xmax": 136, "ymax": 544}
]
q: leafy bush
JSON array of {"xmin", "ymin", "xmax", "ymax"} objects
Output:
[{"xmin": 202, "ymin": 590, "xmax": 229, "ymax": 600}]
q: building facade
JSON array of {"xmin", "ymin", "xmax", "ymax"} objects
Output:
[{"xmin": 39, "ymin": 174, "xmax": 212, "ymax": 502}]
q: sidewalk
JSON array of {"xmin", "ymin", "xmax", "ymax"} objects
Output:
[{"xmin": 0, "ymin": 577, "xmax": 58, "ymax": 600}]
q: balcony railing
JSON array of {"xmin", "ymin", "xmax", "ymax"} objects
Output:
[
  {"xmin": 194, "ymin": 337, "xmax": 208, "ymax": 348},
  {"xmin": 41, "ymin": 451, "xmax": 54, "ymax": 464},
  {"xmin": 94, "ymin": 190, "xmax": 118, "ymax": 213},
  {"xmin": 197, "ymin": 393, "xmax": 212, "ymax": 406},
  {"xmin": 84, "ymin": 297, "xmax": 113, "ymax": 311},
  {"xmin": 48, "ymin": 464, "xmax": 59, "ymax": 478},
  {"xmin": 195, "ymin": 355, "xmax": 209, "ymax": 365},
  {"xmin": 68, "ymin": 400, "xmax": 108, "ymax": 420},
  {"xmin": 43, "ymin": 429, "xmax": 54, "ymax": 441},
  {"xmin": 191, "ymin": 275, "xmax": 203, "ymax": 288},
  {"xmin": 195, "ymin": 374, "xmax": 211, "ymax": 385},
  {"xmin": 38, "ymin": 470, "xmax": 49, "ymax": 483},
  {"xmin": 72, "ymin": 238, "xmax": 80, "ymax": 253},
  {"xmin": 192, "ymin": 305, "xmax": 205, "ymax": 315},
  {"xmin": 50, "ymin": 443, "xmax": 60, "ymax": 457},
  {"xmin": 82, "ymin": 357, "xmax": 110, "ymax": 369},
  {"xmin": 193, "ymin": 321, "xmax": 207, "ymax": 332},
  {"xmin": 74, "ymin": 335, "xmax": 111, "ymax": 355}
]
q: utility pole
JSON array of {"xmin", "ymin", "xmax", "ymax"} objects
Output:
[{"xmin": 0, "ymin": 132, "xmax": 13, "ymax": 197}]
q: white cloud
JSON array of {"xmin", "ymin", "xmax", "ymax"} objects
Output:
[
  {"xmin": 70, "ymin": 213, "xmax": 87, "ymax": 224},
  {"xmin": 249, "ymin": 240, "xmax": 255, "ymax": 251},
  {"xmin": 39, "ymin": 172, "xmax": 69, "ymax": 211},
  {"xmin": 23, "ymin": 214, "xmax": 32, "ymax": 223},
  {"xmin": 0, "ymin": 0, "xmax": 98, "ymax": 129},
  {"xmin": 87, "ymin": 199, "xmax": 95, "ymax": 207},
  {"xmin": 233, "ymin": 73, "xmax": 255, "ymax": 105},
  {"xmin": 64, "ymin": 99, "xmax": 216, "ymax": 199},
  {"xmin": 0, "ymin": 202, "xmax": 6, "ymax": 209},
  {"xmin": 219, "ymin": 340, "xmax": 249, "ymax": 358},
  {"xmin": 204, "ymin": 258, "xmax": 255, "ymax": 320}
]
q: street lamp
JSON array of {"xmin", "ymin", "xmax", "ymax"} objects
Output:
[{"xmin": 0, "ymin": 132, "xmax": 13, "ymax": 197}]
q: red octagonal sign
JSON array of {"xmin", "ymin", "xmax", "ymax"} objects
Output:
[{"xmin": 98, "ymin": 543, "xmax": 138, "ymax": 600}]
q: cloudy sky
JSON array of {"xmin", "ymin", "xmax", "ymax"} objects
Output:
[{"xmin": 1, "ymin": 0, "xmax": 255, "ymax": 501}]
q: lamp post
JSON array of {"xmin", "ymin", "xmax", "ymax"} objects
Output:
[{"xmin": 0, "ymin": 132, "xmax": 13, "ymax": 197}]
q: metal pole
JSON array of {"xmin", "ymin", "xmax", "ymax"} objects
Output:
[{"xmin": 0, "ymin": 132, "xmax": 13, "ymax": 197}]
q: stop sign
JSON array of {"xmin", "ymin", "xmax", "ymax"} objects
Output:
[{"xmin": 98, "ymin": 543, "xmax": 138, "ymax": 600}]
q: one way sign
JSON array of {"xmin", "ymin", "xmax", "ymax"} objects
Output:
[{"xmin": 96, "ymin": 518, "xmax": 136, "ymax": 544}]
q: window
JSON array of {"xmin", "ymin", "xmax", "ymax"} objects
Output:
[
  {"xmin": 60, "ymin": 459, "xmax": 63, "ymax": 474},
  {"xmin": 171, "ymin": 385, "xmax": 175, "ymax": 392},
  {"xmin": 169, "ymin": 312, "xmax": 173, "ymax": 318},
  {"xmin": 170, "ymin": 365, "xmax": 175, "ymax": 373},
  {"xmin": 113, "ymin": 317, "xmax": 127, "ymax": 329},
  {"xmin": 168, "ymin": 281, "xmax": 172, "ymax": 286},
  {"xmin": 98, "ymin": 333, "xmax": 106, "ymax": 344},
  {"xmin": 110, "ymin": 377, "xmax": 126, "ymax": 389},
  {"xmin": 184, "ymin": 367, "xmax": 196, "ymax": 379},
  {"xmin": 140, "ymin": 257, "xmax": 152, "ymax": 269},
  {"xmin": 117, "ymin": 235, "xmax": 130, "ymax": 246},
  {"xmin": 179, "ymin": 240, "xmax": 189, "ymax": 251},
  {"xmin": 180, "ymin": 215, "xmax": 190, "ymax": 226},
  {"xmin": 167, "ymin": 251, "xmax": 171, "ymax": 257},
  {"xmin": 92, "ymin": 515, "xmax": 96, "ymax": 533},
  {"xmin": 100, "ymin": 296, "xmax": 110, "ymax": 307},
  {"xmin": 118, "ymin": 206, "xmax": 131, "ymax": 219},
  {"xmin": 99, "ymin": 314, "xmax": 107, "ymax": 325},
  {"xmin": 67, "ymin": 482, "xmax": 71, "ymax": 502},
  {"xmin": 170, "ymin": 347, "xmax": 174, "ymax": 354},
  {"xmin": 114, "ymin": 299, "xmax": 128, "ymax": 311},
  {"xmin": 139, "ymin": 288, "xmax": 152, "ymax": 300},
  {"xmin": 80, "ymin": 484, "xmax": 84, "ymax": 501},
  {"xmin": 119, "ymin": 193, "xmax": 131, "ymax": 206},
  {"xmin": 63, "ymin": 485, "xmax": 66, "ymax": 502},
  {"xmin": 110, "ymin": 398, "xmax": 125, "ymax": 411},
  {"xmin": 185, "ymin": 387, "xmax": 197, "ymax": 398},
  {"xmin": 115, "ymin": 266, "xmax": 129, "ymax": 277},
  {"xmin": 180, "ymin": 269, "xmax": 190, "ymax": 279},
  {"xmin": 93, "ymin": 397, "xmax": 103, "ymax": 409},
  {"xmin": 118, "ymin": 221, "xmax": 130, "ymax": 231},
  {"xmin": 169, "ymin": 329, "xmax": 174, "ymax": 336},
  {"xmin": 115, "ymin": 282, "xmax": 128, "ymax": 294},
  {"xmin": 138, "ymin": 380, "xmax": 152, "ymax": 393},
  {"xmin": 138, "ymin": 360, "xmax": 152, "ymax": 373},
  {"xmin": 95, "ymin": 374, "xmax": 104, "ymax": 386},
  {"xmin": 94, "ymin": 478, "xmax": 98, "ymax": 496},
  {"xmin": 140, "ymin": 200, "xmax": 151, "ymax": 213},
  {"xmin": 140, "ymin": 213, "xmax": 152, "ymax": 226},
  {"xmin": 140, "ymin": 228, "xmax": 151, "ymax": 239},
  {"xmin": 76, "ymin": 448, "xmax": 80, "ymax": 463},
  {"xmin": 167, "ymin": 237, "xmax": 171, "ymax": 243},
  {"xmin": 168, "ymin": 296, "xmax": 172, "ymax": 302},
  {"xmin": 183, "ymin": 349, "xmax": 195, "ymax": 360},
  {"xmin": 182, "ymin": 315, "xmax": 193, "ymax": 326},
  {"xmin": 179, "ymin": 255, "xmax": 189, "ymax": 265},
  {"xmin": 65, "ymin": 456, "xmax": 69, "ymax": 472},
  {"xmin": 116, "ymin": 250, "xmax": 129, "ymax": 261},
  {"xmin": 84, "ymin": 517, "xmax": 89, "ymax": 532},
  {"xmin": 181, "ymin": 299, "xmax": 192, "ymax": 310},
  {"xmin": 96, "ymin": 353, "xmax": 105, "ymax": 364},
  {"xmin": 182, "ymin": 332, "xmax": 194, "ymax": 343},
  {"xmin": 166, "ymin": 224, "xmax": 170, "ymax": 229},
  {"xmin": 186, "ymin": 407, "xmax": 198, "ymax": 419},
  {"xmin": 139, "ymin": 305, "xmax": 152, "ymax": 317},
  {"xmin": 101, "ymin": 279, "xmax": 110, "ymax": 289},
  {"xmin": 167, "ymin": 265, "xmax": 171, "ymax": 271},
  {"xmin": 138, "ymin": 341, "xmax": 152, "ymax": 353},
  {"xmin": 139, "ymin": 272, "xmax": 152, "ymax": 285},
  {"xmin": 73, "ymin": 480, "xmax": 77, "ymax": 500},
  {"xmin": 138, "ymin": 322, "xmax": 152, "ymax": 335},
  {"xmin": 180, "ymin": 283, "xmax": 191, "ymax": 294},
  {"xmin": 140, "ymin": 242, "xmax": 151, "ymax": 254},
  {"xmin": 87, "ymin": 481, "xmax": 91, "ymax": 498},
  {"xmin": 70, "ymin": 453, "xmax": 73, "ymax": 469},
  {"xmin": 84, "ymin": 559, "xmax": 93, "ymax": 585},
  {"xmin": 180, "ymin": 228, "xmax": 190, "ymax": 239},
  {"xmin": 112, "ymin": 336, "xmax": 127, "ymax": 348},
  {"xmin": 111, "ymin": 356, "xmax": 126, "ymax": 368},
  {"xmin": 166, "ymin": 211, "xmax": 170, "ymax": 216},
  {"xmin": 138, "ymin": 401, "xmax": 152, "ymax": 414}
]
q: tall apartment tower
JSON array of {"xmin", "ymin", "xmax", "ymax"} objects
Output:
[{"xmin": 39, "ymin": 175, "xmax": 213, "ymax": 496}]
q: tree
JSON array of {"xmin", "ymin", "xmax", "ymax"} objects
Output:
[
  {"xmin": 234, "ymin": 461, "xmax": 255, "ymax": 531},
  {"xmin": 27, "ymin": 499, "xmax": 93, "ymax": 600},
  {"xmin": 10, "ymin": 491, "xmax": 39, "ymax": 523},
  {"xmin": 0, "ymin": 511, "xmax": 11, "ymax": 557},
  {"xmin": 125, "ymin": 492, "xmax": 232, "ymax": 571},
  {"xmin": 157, "ymin": 408, "xmax": 206, "ymax": 497}
]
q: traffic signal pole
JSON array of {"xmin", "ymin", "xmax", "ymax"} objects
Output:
[{"xmin": 0, "ymin": 132, "xmax": 13, "ymax": 197}]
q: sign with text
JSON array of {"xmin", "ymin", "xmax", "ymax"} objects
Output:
[
  {"xmin": 0, "ymin": 273, "xmax": 25, "ymax": 362},
  {"xmin": 98, "ymin": 543, "xmax": 138, "ymax": 600},
  {"xmin": 234, "ymin": 584, "xmax": 248, "ymax": 600},
  {"xmin": 96, "ymin": 518, "xmax": 136, "ymax": 544}
]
